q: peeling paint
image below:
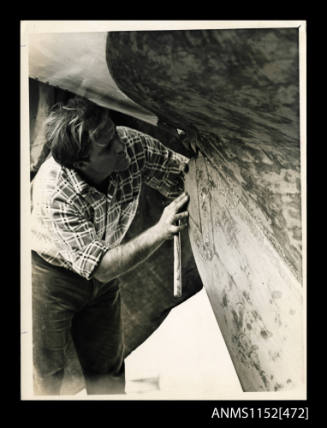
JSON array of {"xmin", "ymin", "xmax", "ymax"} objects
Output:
[
  {"xmin": 271, "ymin": 351, "xmax": 281, "ymax": 361},
  {"xmin": 260, "ymin": 329, "xmax": 273, "ymax": 339},
  {"xmin": 274, "ymin": 383, "xmax": 283, "ymax": 391},
  {"xmin": 232, "ymin": 309, "xmax": 244, "ymax": 331},
  {"xmin": 252, "ymin": 310, "xmax": 261, "ymax": 321},
  {"xmin": 253, "ymin": 362, "xmax": 269, "ymax": 388},
  {"xmin": 242, "ymin": 290, "xmax": 251, "ymax": 302}
]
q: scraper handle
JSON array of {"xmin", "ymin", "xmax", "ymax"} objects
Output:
[{"xmin": 174, "ymin": 223, "xmax": 182, "ymax": 297}]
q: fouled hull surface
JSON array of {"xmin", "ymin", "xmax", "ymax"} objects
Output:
[{"xmin": 106, "ymin": 28, "xmax": 304, "ymax": 391}]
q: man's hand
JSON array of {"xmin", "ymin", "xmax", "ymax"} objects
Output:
[
  {"xmin": 155, "ymin": 192, "xmax": 189, "ymax": 240},
  {"xmin": 94, "ymin": 192, "xmax": 189, "ymax": 283}
]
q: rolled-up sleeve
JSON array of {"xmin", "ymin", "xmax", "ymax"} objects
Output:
[
  {"xmin": 138, "ymin": 132, "xmax": 190, "ymax": 198},
  {"xmin": 47, "ymin": 197, "xmax": 110, "ymax": 280}
]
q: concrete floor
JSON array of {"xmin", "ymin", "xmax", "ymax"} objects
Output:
[{"xmin": 76, "ymin": 288, "xmax": 242, "ymax": 399}]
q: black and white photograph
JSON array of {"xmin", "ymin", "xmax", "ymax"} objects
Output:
[{"xmin": 20, "ymin": 20, "xmax": 306, "ymax": 402}]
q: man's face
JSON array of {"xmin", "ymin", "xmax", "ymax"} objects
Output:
[{"xmin": 86, "ymin": 113, "xmax": 131, "ymax": 178}]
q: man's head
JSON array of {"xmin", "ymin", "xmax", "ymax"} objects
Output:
[{"xmin": 45, "ymin": 96, "xmax": 130, "ymax": 182}]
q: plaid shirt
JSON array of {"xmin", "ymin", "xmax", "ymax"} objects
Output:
[{"xmin": 31, "ymin": 126, "xmax": 189, "ymax": 280}]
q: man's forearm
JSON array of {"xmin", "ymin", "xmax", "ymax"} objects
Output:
[{"xmin": 93, "ymin": 224, "xmax": 165, "ymax": 283}]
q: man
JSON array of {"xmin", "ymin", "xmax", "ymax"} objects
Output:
[{"xmin": 30, "ymin": 96, "xmax": 190, "ymax": 395}]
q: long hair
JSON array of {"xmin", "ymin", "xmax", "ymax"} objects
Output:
[{"xmin": 45, "ymin": 96, "xmax": 109, "ymax": 168}]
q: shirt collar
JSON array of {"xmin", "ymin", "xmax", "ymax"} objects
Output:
[{"xmin": 63, "ymin": 166, "xmax": 91, "ymax": 195}]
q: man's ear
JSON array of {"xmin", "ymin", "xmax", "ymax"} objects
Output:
[{"xmin": 73, "ymin": 160, "xmax": 88, "ymax": 171}]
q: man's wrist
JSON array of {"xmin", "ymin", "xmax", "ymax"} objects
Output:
[{"xmin": 152, "ymin": 222, "xmax": 170, "ymax": 244}]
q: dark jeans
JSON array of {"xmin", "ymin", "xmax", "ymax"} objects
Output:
[{"xmin": 31, "ymin": 251, "xmax": 125, "ymax": 395}]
